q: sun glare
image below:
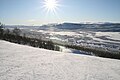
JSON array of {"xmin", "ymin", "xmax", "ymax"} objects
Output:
[{"xmin": 43, "ymin": 0, "xmax": 59, "ymax": 13}]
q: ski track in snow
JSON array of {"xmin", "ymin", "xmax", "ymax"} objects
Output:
[{"xmin": 0, "ymin": 40, "xmax": 120, "ymax": 80}]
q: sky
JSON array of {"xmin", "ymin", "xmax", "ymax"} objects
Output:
[{"xmin": 0, "ymin": 0, "xmax": 120, "ymax": 25}]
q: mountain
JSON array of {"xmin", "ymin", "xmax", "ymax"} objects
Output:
[
  {"xmin": 38, "ymin": 22, "xmax": 120, "ymax": 31},
  {"xmin": 4, "ymin": 22, "xmax": 120, "ymax": 32},
  {"xmin": 0, "ymin": 40, "xmax": 120, "ymax": 80}
]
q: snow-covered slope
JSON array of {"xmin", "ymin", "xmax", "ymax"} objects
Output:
[{"xmin": 0, "ymin": 40, "xmax": 120, "ymax": 80}]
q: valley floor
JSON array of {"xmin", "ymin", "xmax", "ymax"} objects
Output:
[{"xmin": 0, "ymin": 40, "xmax": 120, "ymax": 80}]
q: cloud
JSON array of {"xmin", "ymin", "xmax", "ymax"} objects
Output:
[{"xmin": 28, "ymin": 19, "xmax": 36, "ymax": 22}]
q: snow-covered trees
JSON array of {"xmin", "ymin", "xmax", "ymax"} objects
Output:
[
  {"xmin": 65, "ymin": 44, "xmax": 120, "ymax": 59},
  {"xmin": 0, "ymin": 22, "xmax": 4, "ymax": 39},
  {"xmin": 12, "ymin": 27, "xmax": 21, "ymax": 36},
  {"xmin": 0, "ymin": 23, "xmax": 60, "ymax": 51}
]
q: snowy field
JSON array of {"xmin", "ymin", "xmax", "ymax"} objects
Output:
[
  {"xmin": 0, "ymin": 40, "xmax": 120, "ymax": 80},
  {"xmin": 95, "ymin": 32, "xmax": 120, "ymax": 40},
  {"xmin": 36, "ymin": 30, "xmax": 120, "ymax": 43}
]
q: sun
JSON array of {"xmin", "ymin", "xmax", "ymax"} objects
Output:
[
  {"xmin": 44, "ymin": 0, "xmax": 57, "ymax": 9},
  {"xmin": 43, "ymin": 0, "xmax": 59, "ymax": 13}
]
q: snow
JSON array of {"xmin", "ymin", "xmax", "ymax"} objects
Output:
[
  {"xmin": 51, "ymin": 32, "xmax": 81, "ymax": 36},
  {"xmin": 39, "ymin": 30, "xmax": 81, "ymax": 36},
  {"xmin": 0, "ymin": 40, "xmax": 120, "ymax": 80},
  {"xmin": 95, "ymin": 32, "xmax": 120, "ymax": 40}
]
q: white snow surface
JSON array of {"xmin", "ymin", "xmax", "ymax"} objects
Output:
[
  {"xmin": 95, "ymin": 32, "xmax": 120, "ymax": 40},
  {"xmin": 0, "ymin": 40, "xmax": 120, "ymax": 80}
]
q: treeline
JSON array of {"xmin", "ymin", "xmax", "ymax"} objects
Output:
[
  {"xmin": 0, "ymin": 23, "xmax": 60, "ymax": 51},
  {"xmin": 65, "ymin": 45, "xmax": 120, "ymax": 60}
]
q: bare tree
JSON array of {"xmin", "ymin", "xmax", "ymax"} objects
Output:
[
  {"xmin": 12, "ymin": 27, "xmax": 21, "ymax": 36},
  {"xmin": 0, "ymin": 22, "xmax": 3, "ymax": 35}
]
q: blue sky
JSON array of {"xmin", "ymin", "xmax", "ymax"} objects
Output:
[{"xmin": 0, "ymin": 0, "xmax": 120, "ymax": 25}]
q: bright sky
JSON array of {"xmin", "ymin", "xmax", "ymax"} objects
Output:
[{"xmin": 0, "ymin": 0, "xmax": 120, "ymax": 25}]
